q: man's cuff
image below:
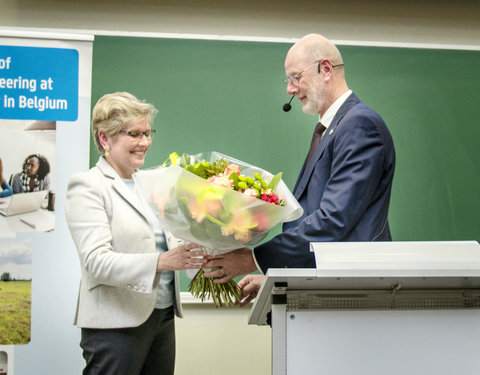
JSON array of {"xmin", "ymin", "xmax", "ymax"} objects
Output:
[{"xmin": 251, "ymin": 247, "xmax": 264, "ymax": 275}]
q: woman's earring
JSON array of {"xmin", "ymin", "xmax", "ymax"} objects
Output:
[{"xmin": 105, "ymin": 146, "xmax": 110, "ymax": 157}]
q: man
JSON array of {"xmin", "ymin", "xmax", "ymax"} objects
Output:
[{"xmin": 204, "ymin": 33, "xmax": 395, "ymax": 305}]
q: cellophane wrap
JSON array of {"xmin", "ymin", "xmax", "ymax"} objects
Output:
[{"xmin": 133, "ymin": 151, "xmax": 303, "ymax": 255}]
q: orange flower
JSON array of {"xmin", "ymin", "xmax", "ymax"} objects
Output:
[{"xmin": 154, "ymin": 193, "xmax": 170, "ymax": 218}]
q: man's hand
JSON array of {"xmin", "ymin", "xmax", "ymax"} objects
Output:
[
  {"xmin": 203, "ymin": 247, "xmax": 257, "ymax": 283},
  {"xmin": 237, "ymin": 274, "xmax": 265, "ymax": 307}
]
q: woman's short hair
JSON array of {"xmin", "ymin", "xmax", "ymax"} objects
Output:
[
  {"xmin": 23, "ymin": 154, "xmax": 50, "ymax": 180},
  {"xmin": 91, "ymin": 92, "xmax": 158, "ymax": 153}
]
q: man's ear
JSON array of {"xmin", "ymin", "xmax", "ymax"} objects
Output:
[{"xmin": 319, "ymin": 59, "xmax": 334, "ymax": 80}]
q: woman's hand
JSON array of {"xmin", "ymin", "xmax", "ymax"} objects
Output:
[{"xmin": 157, "ymin": 242, "xmax": 207, "ymax": 272}]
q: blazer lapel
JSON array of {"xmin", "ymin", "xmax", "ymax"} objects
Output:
[
  {"xmin": 96, "ymin": 157, "xmax": 149, "ymax": 221},
  {"xmin": 293, "ymin": 93, "xmax": 361, "ymax": 200}
]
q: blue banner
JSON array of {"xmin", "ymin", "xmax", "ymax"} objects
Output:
[{"xmin": 0, "ymin": 45, "xmax": 79, "ymax": 121}]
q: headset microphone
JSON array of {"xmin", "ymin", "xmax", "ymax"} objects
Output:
[{"xmin": 282, "ymin": 95, "xmax": 295, "ymax": 112}]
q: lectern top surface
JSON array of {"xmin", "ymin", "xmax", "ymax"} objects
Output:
[{"xmin": 248, "ymin": 241, "xmax": 480, "ymax": 325}]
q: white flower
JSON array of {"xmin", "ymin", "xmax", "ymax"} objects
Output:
[
  {"xmin": 243, "ymin": 188, "xmax": 259, "ymax": 198},
  {"xmin": 208, "ymin": 175, "xmax": 234, "ymax": 188}
]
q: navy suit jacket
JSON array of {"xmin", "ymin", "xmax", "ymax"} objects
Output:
[{"xmin": 254, "ymin": 93, "xmax": 395, "ymax": 273}]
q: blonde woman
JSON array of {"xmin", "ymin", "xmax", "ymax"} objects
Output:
[{"xmin": 65, "ymin": 92, "xmax": 206, "ymax": 375}]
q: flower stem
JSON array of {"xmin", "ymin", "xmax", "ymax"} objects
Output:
[{"xmin": 188, "ymin": 268, "xmax": 241, "ymax": 308}]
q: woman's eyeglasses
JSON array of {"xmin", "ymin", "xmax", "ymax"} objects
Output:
[{"xmin": 119, "ymin": 129, "xmax": 156, "ymax": 139}]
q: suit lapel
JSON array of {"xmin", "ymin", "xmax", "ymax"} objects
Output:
[
  {"xmin": 293, "ymin": 132, "xmax": 329, "ymax": 199},
  {"xmin": 293, "ymin": 93, "xmax": 361, "ymax": 199}
]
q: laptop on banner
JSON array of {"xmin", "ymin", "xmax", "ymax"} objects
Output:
[{"xmin": 0, "ymin": 190, "xmax": 48, "ymax": 216}]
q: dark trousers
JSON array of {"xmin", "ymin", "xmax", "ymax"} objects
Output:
[{"xmin": 80, "ymin": 307, "xmax": 175, "ymax": 375}]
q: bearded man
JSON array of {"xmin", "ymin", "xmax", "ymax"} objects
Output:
[{"xmin": 204, "ymin": 33, "xmax": 396, "ymax": 304}]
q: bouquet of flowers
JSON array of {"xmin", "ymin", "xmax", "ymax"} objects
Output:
[{"xmin": 134, "ymin": 151, "xmax": 303, "ymax": 306}]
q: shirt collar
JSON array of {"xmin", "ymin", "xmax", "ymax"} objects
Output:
[{"xmin": 319, "ymin": 90, "xmax": 352, "ymax": 129}]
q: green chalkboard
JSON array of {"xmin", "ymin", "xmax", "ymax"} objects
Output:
[{"xmin": 91, "ymin": 36, "xmax": 480, "ymax": 291}]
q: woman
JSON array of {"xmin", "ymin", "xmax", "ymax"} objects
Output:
[
  {"xmin": 65, "ymin": 92, "xmax": 206, "ymax": 375},
  {"xmin": 0, "ymin": 157, "xmax": 13, "ymax": 197},
  {"xmin": 11, "ymin": 154, "xmax": 51, "ymax": 194}
]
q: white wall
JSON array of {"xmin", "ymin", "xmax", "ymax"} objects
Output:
[
  {"xmin": 176, "ymin": 304, "xmax": 271, "ymax": 375},
  {"xmin": 1, "ymin": 0, "xmax": 479, "ymax": 47},
  {"xmin": 1, "ymin": 1, "xmax": 479, "ymax": 375}
]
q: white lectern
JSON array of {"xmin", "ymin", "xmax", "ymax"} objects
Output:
[{"xmin": 249, "ymin": 241, "xmax": 480, "ymax": 375}]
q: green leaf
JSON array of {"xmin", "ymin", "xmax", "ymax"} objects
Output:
[
  {"xmin": 267, "ymin": 172, "xmax": 283, "ymax": 190},
  {"xmin": 179, "ymin": 153, "xmax": 191, "ymax": 168}
]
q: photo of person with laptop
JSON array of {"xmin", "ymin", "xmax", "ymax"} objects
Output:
[
  {"xmin": 0, "ymin": 120, "xmax": 56, "ymax": 233},
  {"xmin": 11, "ymin": 154, "xmax": 51, "ymax": 194}
]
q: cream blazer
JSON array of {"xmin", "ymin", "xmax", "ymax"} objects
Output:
[{"xmin": 65, "ymin": 156, "xmax": 183, "ymax": 329}]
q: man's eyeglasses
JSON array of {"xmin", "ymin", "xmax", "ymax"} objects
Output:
[
  {"xmin": 283, "ymin": 60, "xmax": 344, "ymax": 86},
  {"xmin": 119, "ymin": 129, "xmax": 156, "ymax": 139}
]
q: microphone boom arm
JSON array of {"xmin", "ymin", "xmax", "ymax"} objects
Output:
[{"xmin": 283, "ymin": 95, "xmax": 295, "ymax": 112}]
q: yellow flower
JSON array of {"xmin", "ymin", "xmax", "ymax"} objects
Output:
[{"xmin": 234, "ymin": 229, "xmax": 252, "ymax": 243}]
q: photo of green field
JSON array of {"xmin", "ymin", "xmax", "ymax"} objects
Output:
[
  {"xmin": 0, "ymin": 239, "xmax": 32, "ymax": 345},
  {"xmin": 0, "ymin": 280, "xmax": 31, "ymax": 344}
]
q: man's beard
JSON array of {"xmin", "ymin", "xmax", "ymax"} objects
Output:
[{"xmin": 302, "ymin": 76, "xmax": 326, "ymax": 115}]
